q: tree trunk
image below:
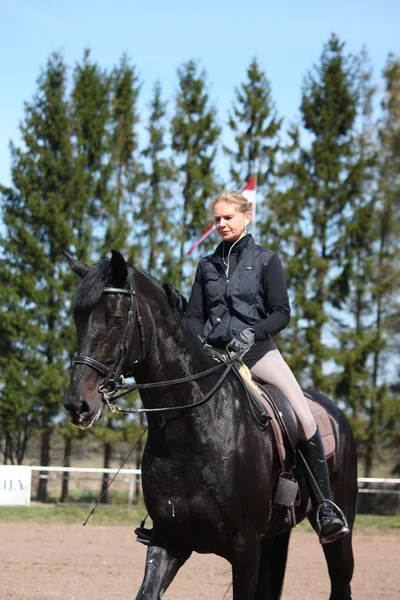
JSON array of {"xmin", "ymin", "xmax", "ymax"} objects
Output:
[
  {"xmin": 60, "ymin": 437, "xmax": 72, "ymax": 503},
  {"xmin": 135, "ymin": 413, "xmax": 145, "ymax": 499},
  {"xmin": 5, "ymin": 432, "xmax": 13, "ymax": 464},
  {"xmin": 100, "ymin": 441, "xmax": 112, "ymax": 504},
  {"xmin": 37, "ymin": 428, "xmax": 51, "ymax": 502}
]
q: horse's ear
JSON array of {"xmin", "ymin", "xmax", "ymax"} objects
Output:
[
  {"xmin": 110, "ymin": 250, "xmax": 128, "ymax": 288},
  {"xmin": 61, "ymin": 249, "xmax": 89, "ymax": 278}
]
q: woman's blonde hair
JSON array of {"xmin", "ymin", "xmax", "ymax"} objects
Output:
[{"xmin": 211, "ymin": 190, "xmax": 250, "ymax": 214}]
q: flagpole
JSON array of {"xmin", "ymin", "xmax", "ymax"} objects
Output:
[
  {"xmin": 240, "ymin": 174, "xmax": 257, "ymax": 241},
  {"xmin": 251, "ymin": 198, "xmax": 257, "ymax": 240}
]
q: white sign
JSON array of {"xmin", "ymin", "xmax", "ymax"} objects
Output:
[{"xmin": 0, "ymin": 465, "xmax": 31, "ymax": 506}]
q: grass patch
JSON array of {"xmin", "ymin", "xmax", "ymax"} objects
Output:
[
  {"xmin": 293, "ymin": 513, "xmax": 399, "ymax": 535},
  {"xmin": 0, "ymin": 503, "xmax": 148, "ymax": 526},
  {"xmin": 352, "ymin": 514, "xmax": 400, "ymax": 534},
  {"xmin": 0, "ymin": 505, "xmax": 398, "ymax": 534}
]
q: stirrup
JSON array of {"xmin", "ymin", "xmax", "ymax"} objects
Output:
[
  {"xmin": 134, "ymin": 526, "xmax": 152, "ymax": 546},
  {"xmin": 135, "ymin": 515, "xmax": 152, "ymax": 546},
  {"xmin": 316, "ymin": 499, "xmax": 350, "ymax": 545}
]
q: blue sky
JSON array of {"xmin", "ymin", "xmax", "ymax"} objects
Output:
[{"xmin": 0, "ymin": 0, "xmax": 399, "ymax": 188}]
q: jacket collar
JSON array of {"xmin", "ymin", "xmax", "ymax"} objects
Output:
[{"xmin": 210, "ymin": 234, "xmax": 254, "ymax": 265}]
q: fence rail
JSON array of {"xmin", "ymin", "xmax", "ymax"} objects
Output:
[
  {"xmin": 31, "ymin": 468, "xmax": 400, "ymax": 515},
  {"xmin": 31, "ymin": 466, "xmax": 141, "ymax": 475},
  {"xmin": 1, "ymin": 465, "xmax": 399, "ymax": 514}
]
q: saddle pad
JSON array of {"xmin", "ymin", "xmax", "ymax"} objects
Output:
[
  {"xmin": 237, "ymin": 364, "xmax": 335, "ymax": 465},
  {"xmin": 306, "ymin": 397, "xmax": 335, "ymax": 459}
]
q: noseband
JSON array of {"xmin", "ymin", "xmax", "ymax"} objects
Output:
[{"xmin": 72, "ymin": 270, "xmax": 145, "ymax": 404}]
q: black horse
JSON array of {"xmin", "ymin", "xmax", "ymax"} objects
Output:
[{"xmin": 62, "ymin": 250, "xmax": 357, "ymax": 600}]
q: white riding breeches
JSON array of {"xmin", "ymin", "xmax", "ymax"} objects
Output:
[{"xmin": 250, "ymin": 349, "xmax": 316, "ymax": 441}]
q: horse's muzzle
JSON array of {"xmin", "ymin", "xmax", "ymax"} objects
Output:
[{"xmin": 62, "ymin": 389, "xmax": 103, "ymax": 429}]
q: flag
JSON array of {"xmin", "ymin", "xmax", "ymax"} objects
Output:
[
  {"xmin": 240, "ymin": 174, "xmax": 257, "ymax": 212},
  {"xmin": 185, "ymin": 222, "xmax": 216, "ymax": 256},
  {"xmin": 185, "ymin": 174, "xmax": 257, "ymax": 256}
]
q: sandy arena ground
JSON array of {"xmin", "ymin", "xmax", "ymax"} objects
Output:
[{"xmin": 1, "ymin": 523, "xmax": 398, "ymax": 599}]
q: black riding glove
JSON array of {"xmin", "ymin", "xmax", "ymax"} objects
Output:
[{"xmin": 226, "ymin": 328, "xmax": 255, "ymax": 355}]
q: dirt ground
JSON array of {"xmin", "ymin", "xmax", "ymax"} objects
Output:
[{"xmin": 1, "ymin": 523, "xmax": 398, "ymax": 599}]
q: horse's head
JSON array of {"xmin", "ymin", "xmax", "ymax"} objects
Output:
[{"xmin": 62, "ymin": 249, "xmax": 143, "ymax": 429}]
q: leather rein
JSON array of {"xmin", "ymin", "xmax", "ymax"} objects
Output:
[{"xmin": 72, "ymin": 270, "xmax": 236, "ymax": 414}]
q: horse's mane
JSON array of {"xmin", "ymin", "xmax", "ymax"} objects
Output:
[
  {"xmin": 74, "ymin": 261, "xmax": 188, "ymax": 320},
  {"xmin": 161, "ymin": 283, "xmax": 208, "ymax": 355},
  {"xmin": 73, "ymin": 258, "xmax": 210, "ymax": 364},
  {"xmin": 73, "ymin": 260, "xmax": 112, "ymax": 315},
  {"xmin": 162, "ymin": 282, "xmax": 188, "ymax": 316}
]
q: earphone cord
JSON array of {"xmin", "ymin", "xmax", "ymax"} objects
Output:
[{"xmin": 223, "ymin": 229, "xmax": 247, "ymax": 278}]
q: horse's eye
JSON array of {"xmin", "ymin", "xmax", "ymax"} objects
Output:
[{"xmin": 113, "ymin": 316, "xmax": 125, "ymax": 328}]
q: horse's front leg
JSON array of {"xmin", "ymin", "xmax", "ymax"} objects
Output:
[
  {"xmin": 135, "ymin": 533, "xmax": 192, "ymax": 600},
  {"xmin": 231, "ymin": 531, "xmax": 261, "ymax": 600}
]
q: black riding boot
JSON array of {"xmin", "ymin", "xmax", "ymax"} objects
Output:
[{"xmin": 298, "ymin": 428, "xmax": 350, "ymax": 545}]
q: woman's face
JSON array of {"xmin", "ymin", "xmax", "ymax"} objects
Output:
[{"xmin": 213, "ymin": 201, "xmax": 251, "ymax": 242}]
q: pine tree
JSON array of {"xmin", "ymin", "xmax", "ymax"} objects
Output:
[
  {"xmin": 295, "ymin": 34, "xmax": 363, "ymax": 389},
  {"xmin": 136, "ymin": 80, "xmax": 177, "ymax": 279},
  {"xmin": 0, "ymin": 262, "xmax": 37, "ymax": 464},
  {"xmin": 262, "ymin": 124, "xmax": 313, "ymax": 382},
  {"xmin": 0, "ymin": 53, "xmax": 76, "ymax": 498},
  {"xmin": 224, "ymin": 57, "xmax": 281, "ymax": 191},
  {"xmin": 69, "ymin": 48, "xmax": 112, "ymax": 259},
  {"xmin": 171, "ymin": 60, "xmax": 221, "ymax": 286},
  {"xmin": 102, "ymin": 54, "xmax": 142, "ymax": 258},
  {"xmin": 330, "ymin": 50, "xmax": 379, "ymax": 448},
  {"xmin": 361, "ymin": 54, "xmax": 400, "ymax": 476}
]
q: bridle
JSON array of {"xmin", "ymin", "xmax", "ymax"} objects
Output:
[
  {"xmin": 71, "ymin": 267, "xmax": 238, "ymax": 414},
  {"xmin": 72, "ymin": 269, "xmax": 146, "ymax": 407}
]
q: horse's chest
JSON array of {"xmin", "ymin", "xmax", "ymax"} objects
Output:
[{"xmin": 143, "ymin": 456, "xmax": 227, "ymax": 523}]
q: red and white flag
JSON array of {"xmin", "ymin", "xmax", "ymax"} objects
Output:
[
  {"xmin": 186, "ymin": 174, "xmax": 257, "ymax": 256},
  {"xmin": 240, "ymin": 173, "xmax": 257, "ymax": 213}
]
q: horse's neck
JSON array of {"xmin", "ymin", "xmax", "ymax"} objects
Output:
[{"xmin": 134, "ymin": 332, "xmax": 213, "ymax": 411}]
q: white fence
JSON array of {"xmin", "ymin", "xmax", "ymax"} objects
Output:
[
  {"xmin": 1, "ymin": 466, "xmax": 400, "ymax": 514},
  {"xmin": 357, "ymin": 477, "xmax": 400, "ymax": 515}
]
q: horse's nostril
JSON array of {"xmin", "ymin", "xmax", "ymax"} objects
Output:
[
  {"xmin": 63, "ymin": 393, "xmax": 91, "ymax": 416},
  {"xmin": 79, "ymin": 400, "xmax": 90, "ymax": 415}
]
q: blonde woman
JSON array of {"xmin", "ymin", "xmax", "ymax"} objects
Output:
[{"xmin": 185, "ymin": 190, "xmax": 349, "ymax": 545}]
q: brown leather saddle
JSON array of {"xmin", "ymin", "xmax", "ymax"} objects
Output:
[{"xmin": 235, "ymin": 362, "xmax": 335, "ymax": 466}]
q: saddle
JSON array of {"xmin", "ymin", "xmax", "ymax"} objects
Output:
[
  {"xmin": 235, "ymin": 362, "xmax": 336, "ymax": 526},
  {"xmin": 236, "ymin": 362, "xmax": 336, "ymax": 466}
]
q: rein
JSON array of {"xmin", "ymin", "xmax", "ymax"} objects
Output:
[
  {"xmin": 72, "ymin": 268, "xmax": 238, "ymax": 414},
  {"xmin": 109, "ymin": 360, "xmax": 236, "ymax": 414}
]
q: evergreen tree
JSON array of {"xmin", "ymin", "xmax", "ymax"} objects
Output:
[
  {"xmin": 73, "ymin": 53, "xmax": 143, "ymax": 485},
  {"xmin": 69, "ymin": 48, "xmax": 111, "ymax": 259},
  {"xmin": 136, "ymin": 80, "xmax": 177, "ymax": 279},
  {"xmin": 331, "ymin": 51, "xmax": 379, "ymax": 449},
  {"xmin": 102, "ymin": 54, "xmax": 142, "ymax": 258},
  {"xmin": 0, "ymin": 53, "xmax": 76, "ymax": 497},
  {"xmin": 171, "ymin": 60, "xmax": 221, "ymax": 286},
  {"xmin": 224, "ymin": 57, "xmax": 281, "ymax": 191},
  {"xmin": 361, "ymin": 54, "xmax": 400, "ymax": 476},
  {"xmin": 294, "ymin": 34, "xmax": 364, "ymax": 389},
  {"xmin": 261, "ymin": 124, "xmax": 313, "ymax": 382},
  {"xmin": 0, "ymin": 265, "xmax": 37, "ymax": 464}
]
